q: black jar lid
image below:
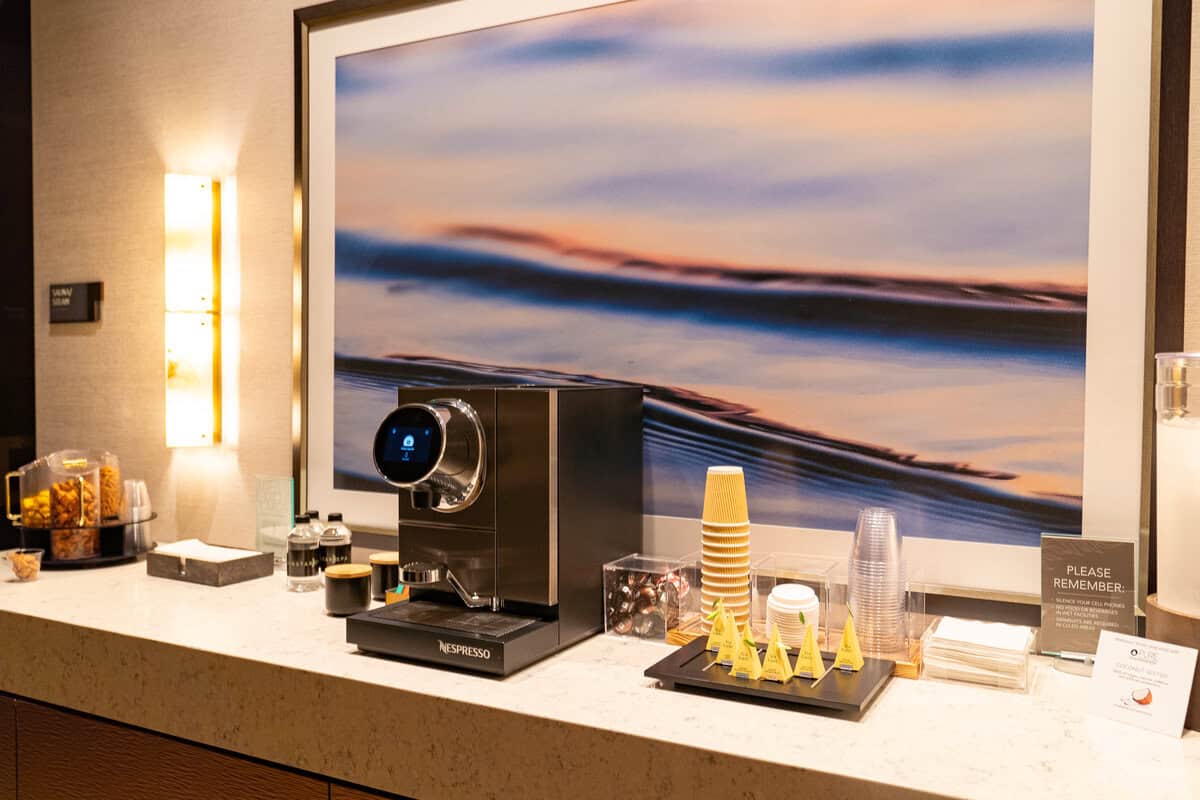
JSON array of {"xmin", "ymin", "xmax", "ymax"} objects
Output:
[
  {"xmin": 328, "ymin": 512, "xmax": 343, "ymax": 522},
  {"xmin": 294, "ymin": 515, "xmax": 309, "ymax": 525}
]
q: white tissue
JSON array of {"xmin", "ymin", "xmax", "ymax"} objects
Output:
[
  {"xmin": 923, "ymin": 617, "xmax": 1035, "ymax": 690},
  {"xmin": 154, "ymin": 539, "xmax": 260, "ymax": 563}
]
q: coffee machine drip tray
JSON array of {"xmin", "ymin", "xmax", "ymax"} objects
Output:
[
  {"xmin": 346, "ymin": 601, "xmax": 560, "ymax": 676},
  {"xmin": 373, "ymin": 601, "xmax": 537, "ymax": 637}
]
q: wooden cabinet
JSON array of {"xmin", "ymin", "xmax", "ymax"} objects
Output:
[
  {"xmin": 9, "ymin": 699, "xmax": 412, "ymax": 800},
  {"xmin": 15, "ymin": 701, "xmax": 328, "ymax": 800},
  {"xmin": 0, "ymin": 695, "xmax": 14, "ymax": 800}
]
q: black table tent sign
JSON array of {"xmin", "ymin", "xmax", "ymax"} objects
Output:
[{"xmin": 1040, "ymin": 533, "xmax": 1137, "ymax": 656}]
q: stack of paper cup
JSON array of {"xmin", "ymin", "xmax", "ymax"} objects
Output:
[
  {"xmin": 765, "ymin": 583, "xmax": 820, "ymax": 648},
  {"xmin": 700, "ymin": 466, "xmax": 750, "ymax": 630}
]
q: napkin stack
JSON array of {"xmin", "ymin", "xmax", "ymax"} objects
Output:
[{"xmin": 923, "ymin": 617, "xmax": 1035, "ymax": 690}]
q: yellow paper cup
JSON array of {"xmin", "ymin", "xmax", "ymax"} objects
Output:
[{"xmin": 701, "ymin": 466, "xmax": 749, "ymax": 524}]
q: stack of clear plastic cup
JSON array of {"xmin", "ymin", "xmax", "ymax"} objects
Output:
[
  {"xmin": 847, "ymin": 507, "xmax": 906, "ymax": 657},
  {"xmin": 124, "ymin": 479, "xmax": 152, "ymax": 554}
]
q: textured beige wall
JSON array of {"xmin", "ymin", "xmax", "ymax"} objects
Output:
[{"xmin": 32, "ymin": 1, "xmax": 301, "ymax": 547}]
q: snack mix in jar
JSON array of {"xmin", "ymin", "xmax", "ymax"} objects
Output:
[
  {"xmin": 100, "ymin": 463, "xmax": 122, "ymax": 519},
  {"xmin": 51, "ymin": 528, "xmax": 100, "ymax": 560},
  {"xmin": 50, "ymin": 476, "xmax": 99, "ymax": 528},
  {"xmin": 21, "ymin": 490, "xmax": 50, "ymax": 527}
]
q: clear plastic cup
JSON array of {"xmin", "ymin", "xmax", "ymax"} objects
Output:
[{"xmin": 5, "ymin": 548, "xmax": 43, "ymax": 581}]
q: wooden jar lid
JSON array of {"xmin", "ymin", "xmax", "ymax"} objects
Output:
[{"xmin": 325, "ymin": 563, "xmax": 371, "ymax": 579}]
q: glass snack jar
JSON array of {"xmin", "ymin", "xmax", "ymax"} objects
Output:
[
  {"xmin": 44, "ymin": 451, "xmax": 102, "ymax": 560},
  {"xmin": 45, "ymin": 451, "xmax": 101, "ymax": 529},
  {"xmin": 5, "ymin": 457, "xmax": 51, "ymax": 528}
]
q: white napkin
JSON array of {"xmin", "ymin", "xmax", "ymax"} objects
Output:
[
  {"xmin": 929, "ymin": 617, "xmax": 1033, "ymax": 653},
  {"xmin": 154, "ymin": 539, "xmax": 260, "ymax": 563},
  {"xmin": 923, "ymin": 617, "xmax": 1034, "ymax": 690}
]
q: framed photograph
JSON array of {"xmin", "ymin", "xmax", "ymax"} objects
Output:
[{"xmin": 296, "ymin": 0, "xmax": 1163, "ymax": 598}]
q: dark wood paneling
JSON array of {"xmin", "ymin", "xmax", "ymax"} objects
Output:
[
  {"xmin": 1149, "ymin": 0, "xmax": 1193, "ymax": 597},
  {"xmin": 0, "ymin": 695, "xmax": 14, "ymax": 800},
  {"xmin": 0, "ymin": 0, "xmax": 35, "ymax": 551},
  {"xmin": 15, "ymin": 701, "xmax": 328, "ymax": 800},
  {"xmin": 333, "ymin": 785, "xmax": 409, "ymax": 800}
]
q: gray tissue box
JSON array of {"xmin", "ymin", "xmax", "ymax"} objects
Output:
[{"xmin": 147, "ymin": 547, "xmax": 274, "ymax": 587}]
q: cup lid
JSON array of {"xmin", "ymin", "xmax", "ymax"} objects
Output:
[{"xmin": 770, "ymin": 583, "xmax": 815, "ymax": 601}]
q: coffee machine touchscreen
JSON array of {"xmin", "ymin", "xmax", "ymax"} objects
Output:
[
  {"xmin": 374, "ymin": 407, "xmax": 442, "ymax": 485},
  {"xmin": 386, "ymin": 428, "xmax": 433, "ymax": 464}
]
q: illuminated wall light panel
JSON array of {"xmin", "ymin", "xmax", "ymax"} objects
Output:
[
  {"xmin": 220, "ymin": 177, "xmax": 239, "ymax": 448},
  {"xmin": 165, "ymin": 174, "xmax": 221, "ymax": 447}
]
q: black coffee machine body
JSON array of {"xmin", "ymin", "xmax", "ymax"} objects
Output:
[{"xmin": 346, "ymin": 384, "xmax": 642, "ymax": 675}]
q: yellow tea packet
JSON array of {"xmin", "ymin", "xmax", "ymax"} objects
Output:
[
  {"xmin": 832, "ymin": 611, "xmax": 865, "ymax": 672},
  {"xmin": 729, "ymin": 621, "xmax": 763, "ymax": 680},
  {"xmin": 705, "ymin": 598, "xmax": 726, "ymax": 652},
  {"xmin": 715, "ymin": 609, "xmax": 739, "ymax": 665},
  {"xmin": 793, "ymin": 619, "xmax": 826, "ymax": 680},
  {"xmin": 760, "ymin": 623, "xmax": 793, "ymax": 683}
]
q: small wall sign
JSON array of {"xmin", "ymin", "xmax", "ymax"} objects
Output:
[
  {"xmin": 49, "ymin": 282, "xmax": 103, "ymax": 324},
  {"xmin": 1040, "ymin": 534, "xmax": 1137, "ymax": 656}
]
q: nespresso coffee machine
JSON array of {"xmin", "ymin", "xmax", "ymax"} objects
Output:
[{"xmin": 346, "ymin": 384, "xmax": 642, "ymax": 675}]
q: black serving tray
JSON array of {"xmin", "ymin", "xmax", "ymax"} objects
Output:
[
  {"xmin": 645, "ymin": 637, "xmax": 893, "ymax": 716},
  {"xmin": 13, "ymin": 514, "xmax": 155, "ymax": 570}
]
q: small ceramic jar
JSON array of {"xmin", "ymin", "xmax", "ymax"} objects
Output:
[
  {"xmin": 368, "ymin": 551, "xmax": 400, "ymax": 602},
  {"xmin": 324, "ymin": 563, "xmax": 371, "ymax": 616}
]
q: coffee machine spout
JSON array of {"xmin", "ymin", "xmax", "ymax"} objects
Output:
[
  {"xmin": 401, "ymin": 561, "xmax": 501, "ymax": 612},
  {"xmin": 409, "ymin": 487, "xmax": 437, "ymax": 510}
]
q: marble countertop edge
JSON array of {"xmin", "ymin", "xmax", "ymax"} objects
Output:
[{"xmin": 0, "ymin": 565, "xmax": 1197, "ymax": 800}]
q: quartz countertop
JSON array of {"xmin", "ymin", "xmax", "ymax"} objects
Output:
[{"xmin": 0, "ymin": 563, "xmax": 1197, "ymax": 800}]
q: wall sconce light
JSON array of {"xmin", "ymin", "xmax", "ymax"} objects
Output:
[{"xmin": 165, "ymin": 174, "xmax": 222, "ymax": 447}]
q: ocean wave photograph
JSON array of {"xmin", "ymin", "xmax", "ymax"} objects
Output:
[{"xmin": 332, "ymin": 0, "xmax": 1093, "ymax": 546}]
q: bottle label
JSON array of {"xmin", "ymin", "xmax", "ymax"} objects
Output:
[
  {"xmin": 320, "ymin": 542, "xmax": 352, "ymax": 569},
  {"xmin": 287, "ymin": 546, "xmax": 319, "ymax": 578}
]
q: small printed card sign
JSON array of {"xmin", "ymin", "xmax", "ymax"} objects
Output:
[
  {"xmin": 1040, "ymin": 534, "xmax": 1136, "ymax": 655},
  {"xmin": 49, "ymin": 282, "xmax": 103, "ymax": 323},
  {"xmin": 1088, "ymin": 630, "xmax": 1199, "ymax": 737}
]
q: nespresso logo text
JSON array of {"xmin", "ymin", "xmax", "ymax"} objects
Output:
[{"xmin": 438, "ymin": 640, "xmax": 492, "ymax": 660}]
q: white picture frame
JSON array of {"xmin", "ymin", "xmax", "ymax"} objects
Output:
[{"xmin": 297, "ymin": 0, "xmax": 1157, "ymax": 600}]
